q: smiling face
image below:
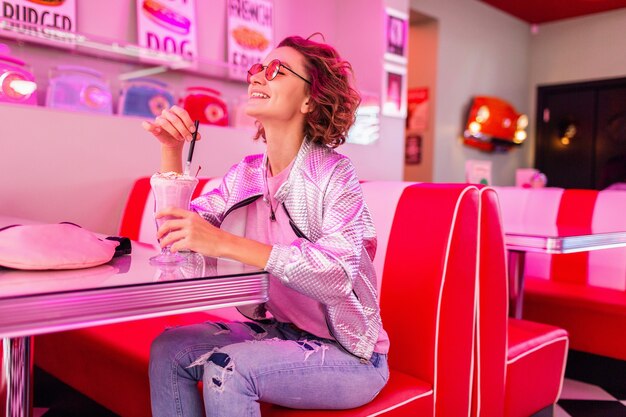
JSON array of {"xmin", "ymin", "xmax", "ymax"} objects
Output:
[{"xmin": 245, "ymin": 46, "xmax": 311, "ymax": 124}]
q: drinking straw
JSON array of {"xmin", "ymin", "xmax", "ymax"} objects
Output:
[{"xmin": 184, "ymin": 120, "xmax": 200, "ymax": 176}]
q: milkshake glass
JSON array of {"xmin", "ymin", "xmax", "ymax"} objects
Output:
[{"xmin": 149, "ymin": 171, "xmax": 199, "ymax": 265}]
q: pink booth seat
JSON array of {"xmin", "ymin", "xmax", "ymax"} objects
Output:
[
  {"xmin": 492, "ymin": 187, "xmax": 626, "ymax": 361},
  {"xmin": 35, "ymin": 181, "xmax": 479, "ymax": 417},
  {"xmin": 472, "ymin": 188, "xmax": 568, "ymax": 417}
]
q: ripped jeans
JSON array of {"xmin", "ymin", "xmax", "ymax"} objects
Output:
[{"xmin": 149, "ymin": 319, "xmax": 389, "ymax": 417}]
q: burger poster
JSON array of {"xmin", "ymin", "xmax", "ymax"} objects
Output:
[
  {"xmin": 227, "ymin": 0, "xmax": 273, "ymax": 81},
  {"xmin": 1, "ymin": 0, "xmax": 77, "ymax": 44},
  {"xmin": 136, "ymin": 0, "xmax": 198, "ymax": 62}
]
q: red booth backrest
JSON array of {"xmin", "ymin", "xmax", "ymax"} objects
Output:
[
  {"xmin": 380, "ymin": 183, "xmax": 479, "ymax": 417},
  {"xmin": 473, "ymin": 188, "xmax": 508, "ymax": 417}
]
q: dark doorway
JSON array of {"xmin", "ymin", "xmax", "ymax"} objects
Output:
[{"xmin": 535, "ymin": 77, "xmax": 626, "ymax": 190}]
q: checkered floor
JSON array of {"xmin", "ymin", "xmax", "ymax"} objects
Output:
[
  {"xmin": 556, "ymin": 378, "xmax": 626, "ymax": 417},
  {"xmin": 555, "ymin": 350, "xmax": 626, "ymax": 417}
]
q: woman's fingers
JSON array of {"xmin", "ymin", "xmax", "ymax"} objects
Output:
[
  {"xmin": 159, "ymin": 229, "xmax": 185, "ymax": 249},
  {"xmin": 154, "ymin": 209, "xmax": 218, "ymax": 255},
  {"xmin": 155, "ymin": 115, "xmax": 185, "ymax": 142},
  {"xmin": 169, "ymin": 236, "xmax": 189, "ymax": 253},
  {"xmin": 142, "ymin": 120, "xmax": 158, "ymax": 132},
  {"xmin": 169, "ymin": 105, "xmax": 197, "ymax": 135},
  {"xmin": 155, "ymin": 209, "xmax": 192, "ymax": 239},
  {"xmin": 161, "ymin": 107, "xmax": 194, "ymax": 141},
  {"xmin": 144, "ymin": 105, "xmax": 199, "ymax": 144}
]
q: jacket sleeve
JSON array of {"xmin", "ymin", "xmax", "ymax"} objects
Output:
[
  {"xmin": 189, "ymin": 163, "xmax": 239, "ymax": 226},
  {"xmin": 265, "ymin": 159, "xmax": 374, "ymax": 306}
]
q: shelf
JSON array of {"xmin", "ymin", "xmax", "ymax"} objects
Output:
[{"xmin": 0, "ymin": 16, "xmax": 241, "ymax": 82}]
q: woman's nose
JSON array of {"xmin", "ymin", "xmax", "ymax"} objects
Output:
[{"xmin": 249, "ymin": 70, "xmax": 265, "ymax": 85}]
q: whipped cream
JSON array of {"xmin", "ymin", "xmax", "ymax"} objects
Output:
[{"xmin": 152, "ymin": 171, "xmax": 196, "ymax": 181}]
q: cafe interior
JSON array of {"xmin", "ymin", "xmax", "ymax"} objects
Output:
[{"xmin": 1, "ymin": 0, "xmax": 625, "ymax": 416}]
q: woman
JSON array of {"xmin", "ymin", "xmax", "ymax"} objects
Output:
[{"xmin": 144, "ymin": 35, "xmax": 389, "ymax": 417}]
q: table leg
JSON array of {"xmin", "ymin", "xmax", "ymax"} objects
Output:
[
  {"xmin": 507, "ymin": 250, "xmax": 526, "ymax": 319},
  {"xmin": 2, "ymin": 337, "xmax": 33, "ymax": 417}
]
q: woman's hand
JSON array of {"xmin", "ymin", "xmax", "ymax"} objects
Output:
[
  {"xmin": 142, "ymin": 105, "xmax": 202, "ymax": 150},
  {"xmin": 156, "ymin": 207, "xmax": 273, "ymax": 269},
  {"xmin": 156, "ymin": 207, "xmax": 224, "ymax": 258}
]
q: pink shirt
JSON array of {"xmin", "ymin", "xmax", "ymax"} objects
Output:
[{"xmin": 245, "ymin": 160, "xmax": 389, "ymax": 353}]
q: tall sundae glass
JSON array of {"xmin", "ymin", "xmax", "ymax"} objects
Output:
[{"xmin": 149, "ymin": 171, "xmax": 199, "ymax": 265}]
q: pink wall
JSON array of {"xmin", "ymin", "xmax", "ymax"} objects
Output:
[
  {"xmin": 410, "ymin": 0, "xmax": 530, "ymax": 185},
  {"xmin": 0, "ymin": 103, "xmax": 264, "ymax": 234},
  {"xmin": 0, "ymin": 0, "xmax": 403, "ymax": 234},
  {"xmin": 405, "ymin": 17, "xmax": 437, "ymax": 182}
]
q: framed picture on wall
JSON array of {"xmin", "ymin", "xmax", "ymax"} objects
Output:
[
  {"xmin": 384, "ymin": 7, "xmax": 408, "ymax": 64},
  {"xmin": 405, "ymin": 134, "xmax": 422, "ymax": 164},
  {"xmin": 406, "ymin": 87, "xmax": 429, "ymax": 132},
  {"xmin": 382, "ymin": 62, "xmax": 407, "ymax": 118}
]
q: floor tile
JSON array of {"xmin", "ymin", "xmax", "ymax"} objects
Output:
[
  {"xmin": 565, "ymin": 350, "xmax": 626, "ymax": 400},
  {"xmin": 554, "ymin": 404, "xmax": 573, "ymax": 417},
  {"xmin": 559, "ymin": 378, "xmax": 618, "ymax": 401},
  {"xmin": 33, "ymin": 408, "xmax": 48, "ymax": 417},
  {"xmin": 558, "ymin": 400, "xmax": 626, "ymax": 417}
]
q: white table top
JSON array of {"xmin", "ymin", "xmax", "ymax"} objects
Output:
[{"xmin": 0, "ymin": 217, "xmax": 268, "ymax": 339}]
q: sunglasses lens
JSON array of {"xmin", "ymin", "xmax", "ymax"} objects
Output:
[
  {"xmin": 247, "ymin": 63, "xmax": 264, "ymax": 83},
  {"xmin": 266, "ymin": 60, "xmax": 281, "ymax": 81}
]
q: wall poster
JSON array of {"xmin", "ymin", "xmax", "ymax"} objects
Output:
[
  {"xmin": 227, "ymin": 0, "xmax": 273, "ymax": 81},
  {"xmin": 405, "ymin": 134, "xmax": 422, "ymax": 165},
  {"xmin": 1, "ymin": 0, "xmax": 77, "ymax": 45},
  {"xmin": 384, "ymin": 7, "xmax": 408, "ymax": 64},
  {"xmin": 382, "ymin": 62, "xmax": 407, "ymax": 118},
  {"xmin": 406, "ymin": 87, "xmax": 429, "ymax": 133},
  {"xmin": 465, "ymin": 160, "xmax": 492, "ymax": 185},
  {"xmin": 136, "ymin": 0, "xmax": 198, "ymax": 62}
]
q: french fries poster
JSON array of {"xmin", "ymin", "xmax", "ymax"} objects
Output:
[{"xmin": 227, "ymin": 0, "xmax": 273, "ymax": 81}]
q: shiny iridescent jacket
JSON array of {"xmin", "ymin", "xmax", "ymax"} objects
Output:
[{"xmin": 190, "ymin": 139, "xmax": 382, "ymax": 360}]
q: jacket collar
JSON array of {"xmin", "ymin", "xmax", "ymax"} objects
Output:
[{"xmin": 263, "ymin": 137, "xmax": 313, "ymax": 204}]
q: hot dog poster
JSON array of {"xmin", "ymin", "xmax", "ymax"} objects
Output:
[
  {"xmin": 227, "ymin": 0, "xmax": 273, "ymax": 81},
  {"xmin": 136, "ymin": 0, "xmax": 198, "ymax": 61},
  {"xmin": 1, "ymin": 0, "xmax": 76, "ymax": 43}
]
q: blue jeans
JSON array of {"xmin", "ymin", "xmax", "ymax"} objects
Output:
[{"xmin": 149, "ymin": 319, "xmax": 389, "ymax": 417}]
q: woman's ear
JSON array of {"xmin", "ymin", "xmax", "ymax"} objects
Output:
[{"xmin": 301, "ymin": 97, "xmax": 313, "ymax": 114}]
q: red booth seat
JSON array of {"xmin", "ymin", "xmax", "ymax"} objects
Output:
[
  {"xmin": 35, "ymin": 180, "xmax": 480, "ymax": 417},
  {"xmin": 492, "ymin": 186, "xmax": 626, "ymax": 361}
]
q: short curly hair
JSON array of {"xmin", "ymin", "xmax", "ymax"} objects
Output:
[{"xmin": 253, "ymin": 35, "xmax": 361, "ymax": 148}]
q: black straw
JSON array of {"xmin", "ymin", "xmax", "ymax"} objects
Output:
[{"xmin": 186, "ymin": 120, "xmax": 200, "ymax": 167}]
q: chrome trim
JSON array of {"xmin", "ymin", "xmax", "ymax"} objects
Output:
[
  {"xmin": 505, "ymin": 231, "xmax": 626, "ymax": 254},
  {"xmin": 0, "ymin": 274, "xmax": 268, "ymax": 339}
]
